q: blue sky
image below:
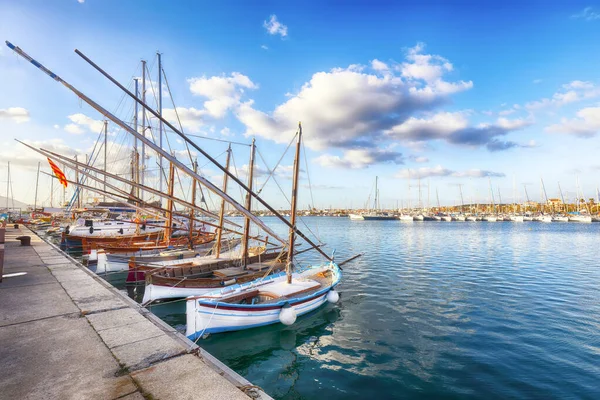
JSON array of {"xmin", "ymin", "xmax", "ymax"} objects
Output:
[{"xmin": 2, "ymin": 0, "xmax": 600, "ymax": 209}]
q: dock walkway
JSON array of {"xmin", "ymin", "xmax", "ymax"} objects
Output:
[{"xmin": 0, "ymin": 225, "xmax": 270, "ymax": 400}]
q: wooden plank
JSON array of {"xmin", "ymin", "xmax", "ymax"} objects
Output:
[{"xmin": 212, "ymin": 267, "xmax": 247, "ymax": 278}]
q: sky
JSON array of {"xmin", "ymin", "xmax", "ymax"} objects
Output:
[{"xmin": 2, "ymin": 0, "xmax": 600, "ymax": 210}]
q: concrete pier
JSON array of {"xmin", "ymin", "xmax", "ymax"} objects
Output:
[{"xmin": 0, "ymin": 225, "xmax": 270, "ymax": 400}]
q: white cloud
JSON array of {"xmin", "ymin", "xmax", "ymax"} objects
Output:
[
  {"xmin": 77, "ymin": 0, "xmax": 85, "ymax": 3},
  {"xmin": 189, "ymin": 73, "xmax": 257, "ymax": 98},
  {"xmin": 395, "ymin": 165, "xmax": 505, "ymax": 179},
  {"xmin": 411, "ymin": 156, "xmax": 429, "ymax": 163},
  {"xmin": 371, "ymin": 59, "xmax": 389, "ymax": 71},
  {"xmin": 533, "ymin": 79, "xmax": 542, "ymax": 84},
  {"xmin": 525, "ymin": 80, "xmax": 600, "ymax": 110},
  {"xmin": 386, "ymin": 111, "xmax": 532, "ymax": 151},
  {"xmin": 220, "ymin": 127, "xmax": 232, "ymax": 136},
  {"xmin": 263, "ymin": 15, "xmax": 288, "ymax": 38},
  {"xmin": 314, "ymin": 148, "xmax": 404, "ymax": 169},
  {"xmin": 572, "ymin": 7, "xmax": 600, "ymax": 21},
  {"xmin": 162, "ymin": 107, "xmax": 206, "ymax": 133},
  {"xmin": 0, "ymin": 107, "xmax": 30, "ymax": 123},
  {"xmin": 64, "ymin": 123, "xmax": 85, "ymax": 135},
  {"xmin": 236, "ymin": 43, "xmax": 473, "ymax": 151},
  {"xmin": 187, "ymin": 72, "xmax": 258, "ymax": 118},
  {"xmin": 261, "ymin": 45, "xmax": 269, "ymax": 50},
  {"xmin": 67, "ymin": 113, "xmax": 104, "ymax": 133},
  {"xmin": 399, "ymin": 43, "xmax": 454, "ymax": 83},
  {"xmin": 498, "ymin": 109, "xmax": 516, "ymax": 116},
  {"xmin": 545, "ymin": 106, "xmax": 600, "ymax": 137},
  {"xmin": 53, "ymin": 124, "xmax": 60, "ymax": 129}
]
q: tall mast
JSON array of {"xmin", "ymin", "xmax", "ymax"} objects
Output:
[
  {"xmin": 418, "ymin": 174, "xmax": 422, "ymax": 210},
  {"xmin": 427, "ymin": 179, "xmax": 430, "ymax": 210},
  {"xmin": 436, "ymin": 187, "xmax": 440, "ymax": 210},
  {"xmin": 6, "ymin": 161, "xmax": 10, "ymax": 211},
  {"xmin": 165, "ymin": 161, "xmax": 175, "ymax": 245},
  {"xmin": 188, "ymin": 159, "xmax": 198, "ymax": 248},
  {"xmin": 489, "ymin": 177, "xmax": 495, "ymax": 214},
  {"xmin": 540, "ymin": 177, "xmax": 549, "ymax": 213},
  {"xmin": 558, "ymin": 182, "xmax": 566, "ymax": 213},
  {"xmin": 157, "ymin": 52, "xmax": 163, "ymax": 195},
  {"xmin": 133, "ymin": 78, "xmax": 140, "ymax": 200},
  {"xmin": 34, "ymin": 161, "xmax": 40, "ymax": 212},
  {"xmin": 407, "ymin": 169, "xmax": 411, "ymax": 212},
  {"xmin": 215, "ymin": 145, "xmax": 232, "ymax": 258},
  {"xmin": 287, "ymin": 123, "xmax": 302, "ymax": 284},
  {"xmin": 242, "ymin": 138, "xmax": 256, "ymax": 266},
  {"xmin": 141, "ymin": 60, "xmax": 147, "ymax": 199},
  {"xmin": 74, "ymin": 155, "xmax": 80, "ymax": 208},
  {"xmin": 458, "ymin": 184, "xmax": 464, "ymax": 213},
  {"xmin": 103, "ymin": 120, "xmax": 108, "ymax": 202},
  {"xmin": 50, "ymin": 172, "xmax": 54, "ymax": 207},
  {"xmin": 62, "ymin": 162, "xmax": 66, "ymax": 207},
  {"xmin": 374, "ymin": 176, "xmax": 378, "ymax": 211}
]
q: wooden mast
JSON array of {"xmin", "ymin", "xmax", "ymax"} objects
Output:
[
  {"xmin": 242, "ymin": 138, "xmax": 256, "ymax": 267},
  {"xmin": 215, "ymin": 145, "xmax": 232, "ymax": 258},
  {"xmin": 286, "ymin": 123, "xmax": 302, "ymax": 284},
  {"xmin": 165, "ymin": 161, "xmax": 175, "ymax": 245},
  {"xmin": 188, "ymin": 159, "xmax": 198, "ymax": 249},
  {"xmin": 103, "ymin": 120, "xmax": 108, "ymax": 202},
  {"xmin": 74, "ymin": 156, "xmax": 80, "ymax": 209},
  {"xmin": 133, "ymin": 78, "xmax": 140, "ymax": 201}
]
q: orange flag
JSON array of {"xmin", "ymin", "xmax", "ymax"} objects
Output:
[{"xmin": 47, "ymin": 158, "xmax": 68, "ymax": 188}]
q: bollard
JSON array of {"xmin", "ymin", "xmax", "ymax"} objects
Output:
[
  {"xmin": 15, "ymin": 236, "xmax": 31, "ymax": 246},
  {"xmin": 0, "ymin": 227, "xmax": 5, "ymax": 283}
]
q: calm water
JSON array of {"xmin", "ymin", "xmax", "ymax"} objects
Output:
[{"xmin": 139, "ymin": 218, "xmax": 599, "ymax": 399}]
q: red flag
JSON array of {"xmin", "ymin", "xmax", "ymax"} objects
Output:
[{"xmin": 47, "ymin": 158, "xmax": 68, "ymax": 188}]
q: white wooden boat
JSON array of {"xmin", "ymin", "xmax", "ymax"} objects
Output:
[
  {"xmin": 95, "ymin": 238, "xmax": 239, "ymax": 274},
  {"xmin": 185, "ymin": 262, "xmax": 341, "ymax": 339},
  {"xmin": 569, "ymin": 215, "xmax": 592, "ymax": 223}
]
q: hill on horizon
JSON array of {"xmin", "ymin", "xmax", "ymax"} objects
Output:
[{"xmin": 0, "ymin": 195, "xmax": 31, "ymax": 210}]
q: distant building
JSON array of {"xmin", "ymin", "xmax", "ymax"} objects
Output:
[{"xmin": 547, "ymin": 198, "xmax": 562, "ymax": 206}]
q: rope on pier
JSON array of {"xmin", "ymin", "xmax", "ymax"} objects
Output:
[{"xmin": 239, "ymin": 384, "xmax": 265, "ymax": 399}]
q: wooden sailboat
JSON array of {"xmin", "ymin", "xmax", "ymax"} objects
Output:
[{"xmin": 185, "ymin": 124, "xmax": 342, "ymax": 338}]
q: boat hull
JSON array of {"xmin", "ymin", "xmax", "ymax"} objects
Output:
[
  {"xmin": 186, "ymin": 264, "xmax": 341, "ymax": 338},
  {"xmin": 186, "ymin": 287, "xmax": 331, "ymax": 339}
]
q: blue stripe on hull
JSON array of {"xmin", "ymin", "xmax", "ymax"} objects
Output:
[{"xmin": 187, "ymin": 297, "xmax": 328, "ymax": 340}]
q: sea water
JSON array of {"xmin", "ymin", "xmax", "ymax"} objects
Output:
[{"xmin": 143, "ymin": 217, "xmax": 600, "ymax": 399}]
